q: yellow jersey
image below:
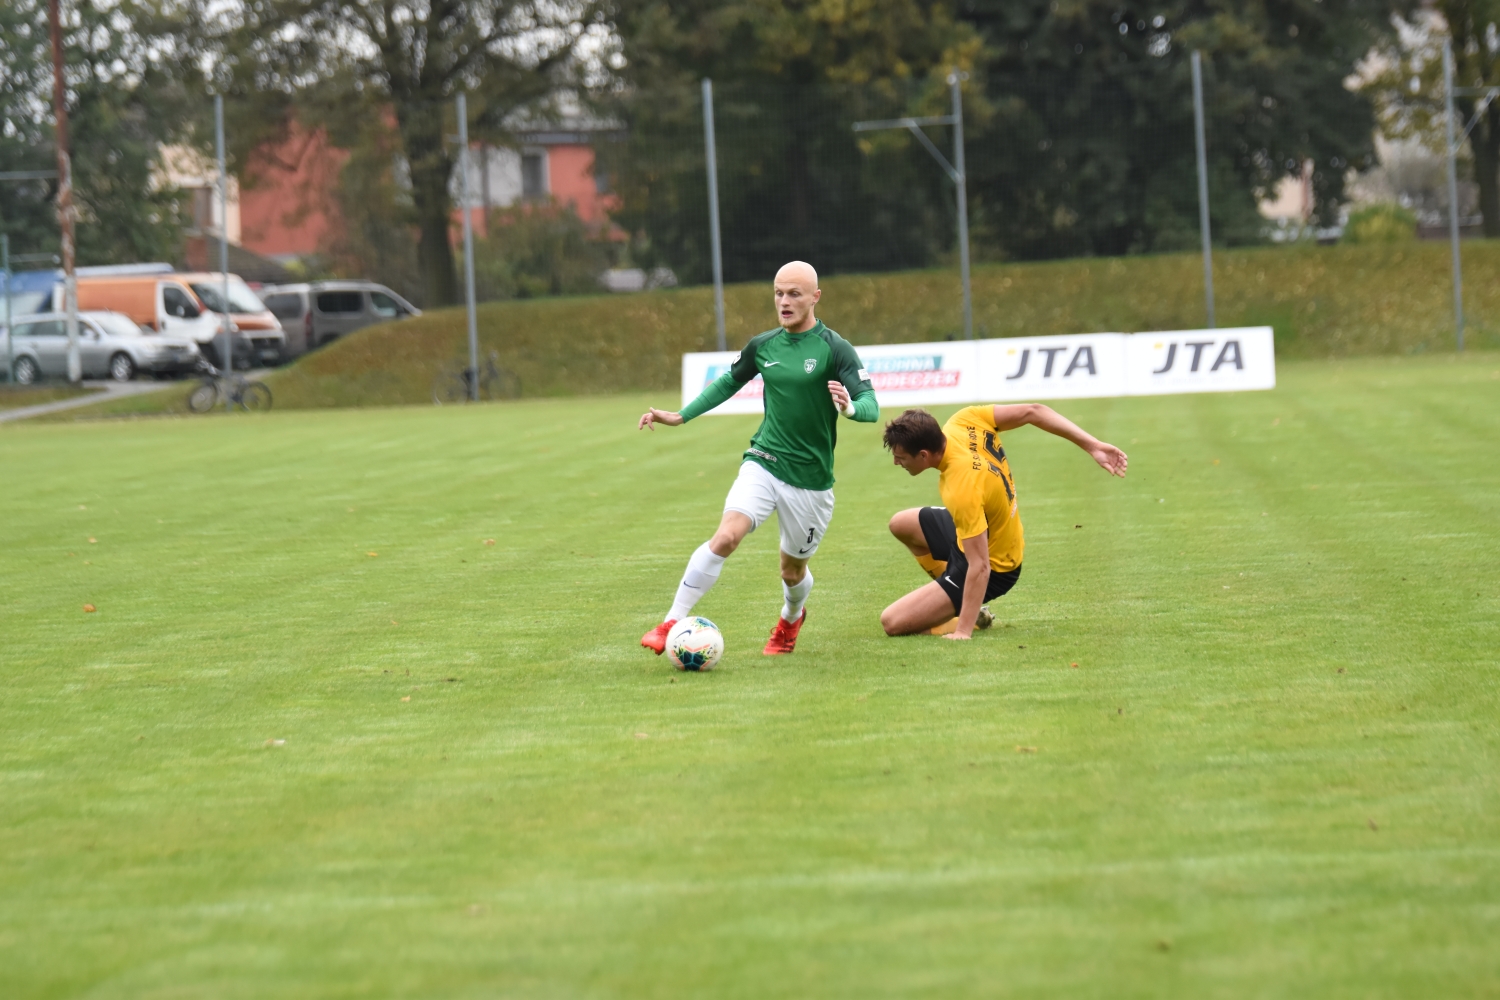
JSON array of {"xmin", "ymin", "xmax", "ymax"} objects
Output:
[{"xmin": 937, "ymin": 405, "xmax": 1025, "ymax": 572}]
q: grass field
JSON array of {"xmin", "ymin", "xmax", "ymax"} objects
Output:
[{"xmin": 3, "ymin": 351, "xmax": 1498, "ymax": 997}]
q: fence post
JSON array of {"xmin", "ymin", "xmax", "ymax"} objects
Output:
[
  {"xmin": 702, "ymin": 79, "xmax": 726, "ymax": 352},
  {"xmin": 457, "ymin": 91, "xmax": 481, "ymax": 398},
  {"xmin": 215, "ymin": 94, "xmax": 234, "ymax": 402},
  {"xmin": 949, "ymin": 69, "xmax": 974, "ymax": 341},
  {"xmin": 2, "ymin": 233, "xmax": 11, "ymax": 383},
  {"xmin": 1191, "ymin": 51, "xmax": 1216, "ymax": 330},
  {"xmin": 1443, "ymin": 40, "xmax": 1465, "ymax": 351}
]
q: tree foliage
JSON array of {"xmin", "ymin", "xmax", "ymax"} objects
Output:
[
  {"xmin": 185, "ymin": 0, "xmax": 611, "ymax": 306},
  {"xmin": 960, "ymin": 0, "xmax": 1412, "ymax": 257},
  {"xmin": 0, "ymin": 0, "xmax": 189, "ymax": 268},
  {"xmin": 608, "ymin": 0, "xmax": 1411, "ymax": 273},
  {"xmin": 603, "ymin": 0, "xmax": 982, "ymax": 283},
  {"xmin": 1365, "ymin": 3, "xmax": 1500, "ymax": 236}
]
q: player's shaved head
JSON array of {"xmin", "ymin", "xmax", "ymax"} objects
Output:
[
  {"xmin": 773, "ymin": 260, "xmax": 822, "ymax": 332},
  {"xmin": 775, "ymin": 260, "xmax": 819, "ymax": 289}
]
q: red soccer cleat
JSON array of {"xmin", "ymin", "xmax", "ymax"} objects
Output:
[
  {"xmin": 641, "ymin": 619, "xmax": 677, "ymax": 655},
  {"xmin": 762, "ymin": 610, "xmax": 807, "ymax": 655}
]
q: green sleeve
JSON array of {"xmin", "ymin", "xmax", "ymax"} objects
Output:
[
  {"xmin": 830, "ymin": 335, "xmax": 877, "ymax": 422},
  {"xmin": 849, "ymin": 387, "xmax": 879, "ymax": 422},
  {"xmin": 680, "ymin": 374, "xmax": 738, "ymax": 421},
  {"xmin": 681, "ymin": 340, "xmax": 761, "ymax": 421}
]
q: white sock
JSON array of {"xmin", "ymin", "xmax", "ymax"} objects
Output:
[
  {"xmin": 667, "ymin": 542, "xmax": 727, "ymax": 621},
  {"xmin": 781, "ymin": 569, "xmax": 813, "ymax": 622}
]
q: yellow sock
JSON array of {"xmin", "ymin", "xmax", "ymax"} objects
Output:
[{"xmin": 916, "ymin": 554, "xmax": 946, "ymax": 581}]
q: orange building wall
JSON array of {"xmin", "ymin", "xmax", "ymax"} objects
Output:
[
  {"xmin": 547, "ymin": 145, "xmax": 616, "ymax": 226},
  {"xmin": 239, "ymin": 126, "xmax": 348, "ymax": 258}
]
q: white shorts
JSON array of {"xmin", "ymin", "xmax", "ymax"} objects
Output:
[{"xmin": 722, "ymin": 460, "xmax": 835, "ymax": 559}]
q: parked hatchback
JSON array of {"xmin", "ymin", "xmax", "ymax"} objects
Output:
[
  {"xmin": 259, "ymin": 281, "xmax": 421, "ymax": 356},
  {"xmin": 6, "ymin": 310, "xmax": 200, "ymax": 383}
]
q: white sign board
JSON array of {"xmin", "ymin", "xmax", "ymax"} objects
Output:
[{"xmin": 680, "ymin": 327, "xmax": 1273, "ymax": 413}]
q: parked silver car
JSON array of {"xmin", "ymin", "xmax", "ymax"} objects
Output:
[
  {"xmin": 258, "ymin": 281, "xmax": 421, "ymax": 356},
  {"xmin": 5, "ymin": 310, "xmax": 201, "ymax": 383}
]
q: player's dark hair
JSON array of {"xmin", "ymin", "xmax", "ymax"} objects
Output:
[{"xmin": 883, "ymin": 409, "xmax": 945, "ymax": 455}]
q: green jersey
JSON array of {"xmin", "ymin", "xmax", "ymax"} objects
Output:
[{"xmin": 681, "ymin": 321, "xmax": 879, "ymax": 490}]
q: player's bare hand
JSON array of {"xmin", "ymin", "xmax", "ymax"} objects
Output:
[
  {"xmin": 942, "ymin": 630, "xmax": 973, "ymax": 641},
  {"xmin": 827, "ymin": 380, "xmax": 852, "ymax": 413},
  {"xmin": 639, "ymin": 407, "xmax": 685, "ymax": 431},
  {"xmin": 1090, "ymin": 442, "xmax": 1129, "ymax": 477}
]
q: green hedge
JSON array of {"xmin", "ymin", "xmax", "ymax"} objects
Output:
[{"xmin": 46, "ymin": 241, "xmax": 1500, "ymax": 417}]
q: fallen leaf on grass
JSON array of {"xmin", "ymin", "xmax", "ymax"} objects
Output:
[
  {"xmin": 483, "ymin": 539, "xmax": 495, "ymax": 546},
  {"xmin": 88, "ymin": 537, "xmax": 97, "ymax": 544},
  {"xmin": 1016, "ymin": 745, "xmax": 1038, "ymax": 753},
  {"xmin": 1070, "ymin": 662, "xmax": 1079, "ymax": 669},
  {"xmin": 367, "ymin": 551, "xmax": 379, "ymax": 557},
  {"xmin": 1337, "ymin": 668, "xmax": 1345, "ymax": 674},
  {"xmin": 634, "ymin": 732, "xmax": 649, "ymax": 739},
  {"xmin": 391, "ymin": 620, "xmax": 398, "ymax": 625},
  {"xmin": 401, "ymin": 696, "xmax": 411, "ymax": 702},
  {"xmin": 82, "ymin": 604, "xmax": 97, "ymax": 613}
]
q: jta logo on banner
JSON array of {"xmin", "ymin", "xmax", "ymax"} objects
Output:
[{"xmin": 680, "ymin": 327, "xmax": 1274, "ymax": 414}]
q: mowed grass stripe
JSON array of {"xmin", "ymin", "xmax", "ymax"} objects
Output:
[{"xmin": 2, "ymin": 352, "xmax": 1498, "ymax": 999}]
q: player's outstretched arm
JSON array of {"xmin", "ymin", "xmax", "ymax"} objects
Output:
[
  {"xmin": 991, "ymin": 403, "xmax": 1128, "ymax": 477},
  {"xmin": 827, "ymin": 381, "xmax": 879, "ymax": 422},
  {"xmin": 638, "ymin": 407, "xmax": 685, "ymax": 431}
]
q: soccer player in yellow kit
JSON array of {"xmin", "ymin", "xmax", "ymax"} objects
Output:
[{"xmin": 879, "ymin": 404, "xmax": 1128, "ymax": 639}]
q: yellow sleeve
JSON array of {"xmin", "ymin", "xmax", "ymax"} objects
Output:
[{"xmin": 954, "ymin": 405, "xmax": 996, "ymax": 431}]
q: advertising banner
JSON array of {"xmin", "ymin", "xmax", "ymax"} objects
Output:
[{"xmin": 680, "ymin": 327, "xmax": 1274, "ymax": 413}]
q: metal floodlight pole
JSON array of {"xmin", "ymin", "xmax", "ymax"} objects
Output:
[
  {"xmin": 49, "ymin": 0, "xmax": 81, "ymax": 383},
  {"xmin": 1191, "ymin": 51, "xmax": 1216, "ymax": 330},
  {"xmin": 854, "ymin": 69, "xmax": 973, "ymax": 339},
  {"xmin": 457, "ymin": 91, "xmax": 480, "ymax": 399},
  {"xmin": 702, "ymin": 78, "xmax": 727, "ymax": 352},
  {"xmin": 215, "ymin": 93, "xmax": 234, "ymax": 405},
  {"xmin": 1444, "ymin": 40, "xmax": 1465, "ymax": 351}
]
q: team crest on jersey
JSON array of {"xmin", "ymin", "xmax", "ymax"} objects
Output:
[{"xmin": 804, "ymin": 358, "xmax": 818, "ymax": 374}]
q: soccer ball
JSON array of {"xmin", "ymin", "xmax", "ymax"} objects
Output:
[{"xmin": 667, "ymin": 617, "xmax": 724, "ymax": 671}]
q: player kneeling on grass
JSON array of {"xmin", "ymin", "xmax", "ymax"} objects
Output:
[
  {"xmin": 880, "ymin": 405, "xmax": 1128, "ymax": 640},
  {"xmin": 638, "ymin": 261, "xmax": 879, "ymax": 655}
]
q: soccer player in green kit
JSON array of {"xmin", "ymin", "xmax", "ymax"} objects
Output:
[{"xmin": 638, "ymin": 261, "xmax": 879, "ymax": 655}]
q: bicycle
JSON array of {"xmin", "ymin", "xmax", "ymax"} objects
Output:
[
  {"xmin": 431, "ymin": 350, "xmax": 521, "ymax": 404},
  {"xmin": 186, "ymin": 358, "xmax": 273, "ymax": 413}
]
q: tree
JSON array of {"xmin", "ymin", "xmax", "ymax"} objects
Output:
[
  {"xmin": 1366, "ymin": 3, "xmax": 1500, "ymax": 237},
  {"xmin": 190, "ymin": 0, "xmax": 610, "ymax": 307},
  {"xmin": 0, "ymin": 0, "xmax": 189, "ymax": 267},
  {"xmin": 603, "ymin": 0, "xmax": 983, "ymax": 283},
  {"xmin": 958, "ymin": 0, "xmax": 1413, "ymax": 259}
]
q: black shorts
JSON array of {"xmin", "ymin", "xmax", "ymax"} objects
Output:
[{"xmin": 917, "ymin": 506, "xmax": 1022, "ymax": 615}]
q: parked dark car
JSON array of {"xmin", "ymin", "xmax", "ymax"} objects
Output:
[{"xmin": 258, "ymin": 281, "xmax": 421, "ymax": 356}]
